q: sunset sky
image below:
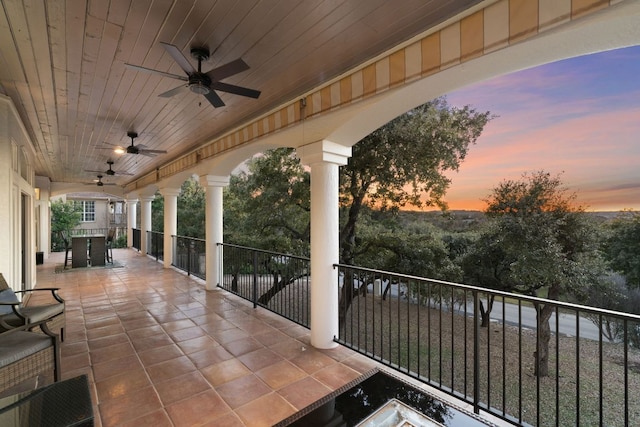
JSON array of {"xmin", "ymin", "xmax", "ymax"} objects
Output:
[{"xmin": 441, "ymin": 45, "xmax": 640, "ymax": 212}]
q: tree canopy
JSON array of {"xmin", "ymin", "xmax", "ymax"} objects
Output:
[
  {"xmin": 603, "ymin": 210, "xmax": 640, "ymax": 288},
  {"xmin": 473, "ymin": 171, "xmax": 610, "ymax": 376},
  {"xmin": 340, "ymin": 98, "xmax": 492, "ymax": 265}
]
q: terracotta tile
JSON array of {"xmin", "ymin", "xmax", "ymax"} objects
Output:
[
  {"xmin": 176, "ymin": 335, "xmax": 218, "ymax": 355},
  {"xmin": 93, "ymin": 355, "xmax": 142, "ymax": 381},
  {"xmin": 188, "ymin": 345, "xmax": 233, "ymax": 369},
  {"xmin": 253, "ymin": 329, "xmax": 291, "ymax": 347},
  {"xmin": 155, "ymin": 371, "xmax": 211, "ymax": 405},
  {"xmin": 116, "ymin": 410, "xmax": 173, "ymax": 427},
  {"xmin": 60, "ymin": 339, "xmax": 89, "ymax": 357},
  {"xmin": 341, "ymin": 354, "xmax": 378, "ymax": 374},
  {"xmin": 95, "ymin": 368, "xmax": 152, "ymax": 402},
  {"xmin": 146, "ymin": 355, "xmax": 197, "ymax": 383},
  {"xmin": 312, "ymin": 363, "xmax": 361, "ymax": 390},
  {"xmin": 208, "ymin": 327, "xmax": 250, "ymax": 344},
  {"xmin": 289, "ymin": 349, "xmax": 337, "ymax": 374},
  {"xmin": 168, "ymin": 326, "xmax": 206, "ymax": 342},
  {"xmin": 87, "ymin": 333, "xmax": 129, "ymax": 351},
  {"xmin": 86, "ymin": 323, "xmax": 125, "ymax": 340},
  {"xmin": 130, "ymin": 333, "xmax": 174, "ymax": 351},
  {"xmin": 85, "ymin": 316, "xmax": 120, "ymax": 330},
  {"xmin": 127, "ymin": 324, "xmax": 166, "ymax": 339},
  {"xmin": 200, "ymin": 412, "xmax": 245, "ymax": 427},
  {"xmin": 255, "ymin": 360, "xmax": 307, "ymax": 390},
  {"xmin": 138, "ymin": 344, "xmax": 184, "ymax": 366},
  {"xmin": 269, "ymin": 338, "xmax": 308, "ymax": 359},
  {"xmin": 90, "ymin": 342, "xmax": 136, "ymax": 365},
  {"xmin": 153, "ymin": 311, "xmax": 188, "ymax": 323},
  {"xmin": 122, "ymin": 316, "xmax": 159, "ymax": 330},
  {"xmin": 223, "ymin": 337, "xmax": 264, "ymax": 357},
  {"xmin": 278, "ymin": 376, "xmax": 332, "ymax": 410},
  {"xmin": 61, "ymin": 352, "xmax": 90, "ymax": 372},
  {"xmin": 237, "ymin": 347, "xmax": 284, "ymax": 371},
  {"xmin": 235, "ymin": 392, "xmax": 297, "ymax": 427},
  {"xmin": 215, "ymin": 374, "xmax": 271, "ymax": 409},
  {"xmin": 200, "ymin": 359, "xmax": 250, "ymax": 386},
  {"xmin": 160, "ymin": 318, "xmax": 196, "ymax": 332},
  {"xmin": 166, "ymin": 389, "xmax": 231, "ymax": 427},
  {"xmin": 99, "ymin": 386, "xmax": 163, "ymax": 426}
]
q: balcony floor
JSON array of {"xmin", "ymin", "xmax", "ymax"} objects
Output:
[{"xmin": 34, "ymin": 249, "xmax": 382, "ymax": 427}]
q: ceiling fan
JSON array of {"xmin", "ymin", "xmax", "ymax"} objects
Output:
[
  {"xmin": 125, "ymin": 42, "xmax": 261, "ymax": 107},
  {"xmin": 86, "ymin": 175, "xmax": 117, "ymax": 187},
  {"xmin": 85, "ymin": 160, "xmax": 133, "ymax": 176},
  {"xmin": 106, "ymin": 132, "xmax": 167, "ymax": 157}
]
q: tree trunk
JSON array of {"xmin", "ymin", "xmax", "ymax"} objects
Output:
[
  {"xmin": 338, "ymin": 270, "xmax": 355, "ymax": 329},
  {"xmin": 534, "ymin": 302, "xmax": 555, "ymax": 377},
  {"xmin": 479, "ymin": 295, "xmax": 495, "ymax": 328}
]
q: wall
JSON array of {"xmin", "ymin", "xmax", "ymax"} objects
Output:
[{"xmin": 0, "ymin": 94, "xmax": 37, "ymax": 290}]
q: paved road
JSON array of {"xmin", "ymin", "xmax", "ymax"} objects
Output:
[
  {"xmin": 374, "ymin": 282, "xmax": 609, "ymax": 342},
  {"xmin": 482, "ymin": 301, "xmax": 608, "ymax": 342}
]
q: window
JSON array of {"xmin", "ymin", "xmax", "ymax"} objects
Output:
[{"xmin": 75, "ymin": 201, "xmax": 95, "ymax": 222}]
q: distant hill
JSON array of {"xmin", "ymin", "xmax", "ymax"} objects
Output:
[{"xmin": 397, "ymin": 210, "xmax": 623, "ymax": 233}]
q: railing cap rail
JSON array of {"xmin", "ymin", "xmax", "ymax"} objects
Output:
[
  {"xmin": 334, "ymin": 263, "xmax": 640, "ymax": 321},
  {"xmin": 219, "ymin": 242, "xmax": 310, "ymax": 261}
]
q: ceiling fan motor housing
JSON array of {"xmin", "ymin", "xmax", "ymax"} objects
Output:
[{"xmin": 189, "ymin": 75, "xmax": 211, "ymax": 94}]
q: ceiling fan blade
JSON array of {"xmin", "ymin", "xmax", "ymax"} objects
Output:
[
  {"xmin": 210, "ymin": 82, "xmax": 261, "ymax": 99},
  {"xmin": 159, "ymin": 84, "xmax": 189, "ymax": 98},
  {"xmin": 124, "ymin": 63, "xmax": 188, "ymax": 81},
  {"xmin": 139, "ymin": 149, "xmax": 168, "ymax": 155},
  {"xmin": 160, "ymin": 42, "xmax": 196, "ymax": 74},
  {"xmin": 205, "ymin": 58, "xmax": 250, "ymax": 82},
  {"xmin": 204, "ymin": 91, "xmax": 225, "ymax": 108}
]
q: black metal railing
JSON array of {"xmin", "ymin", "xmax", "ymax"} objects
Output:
[
  {"xmin": 132, "ymin": 228, "xmax": 141, "ymax": 251},
  {"xmin": 146, "ymin": 230, "xmax": 164, "ymax": 261},
  {"xmin": 173, "ymin": 235, "xmax": 206, "ymax": 280},
  {"xmin": 335, "ymin": 264, "xmax": 640, "ymax": 427},
  {"xmin": 218, "ymin": 243, "xmax": 311, "ymax": 328}
]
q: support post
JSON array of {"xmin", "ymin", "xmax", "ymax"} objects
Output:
[
  {"xmin": 200, "ymin": 175, "xmax": 229, "ymax": 291},
  {"xmin": 139, "ymin": 195, "xmax": 154, "ymax": 256},
  {"xmin": 126, "ymin": 197, "xmax": 138, "ymax": 248},
  {"xmin": 298, "ymin": 140, "xmax": 351, "ymax": 349},
  {"xmin": 159, "ymin": 188, "xmax": 181, "ymax": 268}
]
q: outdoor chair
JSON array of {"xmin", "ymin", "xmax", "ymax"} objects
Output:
[
  {"xmin": 61, "ymin": 232, "xmax": 73, "ymax": 269},
  {"xmin": 0, "ymin": 319, "xmax": 61, "ymax": 398},
  {"xmin": 0, "ymin": 273, "xmax": 65, "ymax": 341},
  {"xmin": 105, "ymin": 227, "xmax": 115, "ymax": 264}
]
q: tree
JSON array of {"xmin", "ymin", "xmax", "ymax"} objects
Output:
[
  {"xmin": 177, "ymin": 177, "xmax": 206, "ymax": 238},
  {"xmin": 339, "ymin": 98, "xmax": 491, "ymax": 318},
  {"xmin": 603, "ymin": 210, "xmax": 640, "ymax": 288},
  {"xmin": 224, "ymin": 148, "xmax": 310, "ymax": 254},
  {"xmin": 460, "ymin": 223, "xmax": 513, "ymax": 327},
  {"xmin": 480, "ymin": 171, "xmax": 608, "ymax": 376},
  {"xmin": 50, "ymin": 200, "xmax": 82, "ymax": 251},
  {"xmin": 223, "ymin": 99, "xmax": 492, "ymax": 315}
]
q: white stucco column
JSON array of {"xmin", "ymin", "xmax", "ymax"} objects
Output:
[
  {"xmin": 298, "ymin": 140, "xmax": 351, "ymax": 349},
  {"xmin": 140, "ymin": 195, "xmax": 154, "ymax": 255},
  {"xmin": 126, "ymin": 197, "xmax": 138, "ymax": 248},
  {"xmin": 200, "ymin": 175, "xmax": 229, "ymax": 291},
  {"xmin": 159, "ymin": 188, "xmax": 181, "ymax": 268}
]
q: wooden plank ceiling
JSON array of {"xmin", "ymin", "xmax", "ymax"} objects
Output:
[{"xmin": 0, "ymin": 0, "xmax": 481, "ymax": 188}]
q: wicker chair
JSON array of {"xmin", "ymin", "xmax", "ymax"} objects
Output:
[
  {"xmin": 0, "ymin": 320, "xmax": 61, "ymax": 397},
  {"xmin": 0, "ymin": 273, "xmax": 66, "ymax": 341}
]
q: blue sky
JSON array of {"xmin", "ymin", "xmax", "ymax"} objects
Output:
[{"xmin": 442, "ymin": 45, "xmax": 640, "ymax": 212}]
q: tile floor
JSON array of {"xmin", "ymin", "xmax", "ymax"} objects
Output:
[{"xmin": 32, "ymin": 249, "xmax": 381, "ymax": 427}]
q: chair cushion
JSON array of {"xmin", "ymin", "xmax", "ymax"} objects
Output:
[
  {"xmin": 0, "ymin": 289, "xmax": 19, "ymax": 315},
  {"xmin": 0, "ymin": 331, "xmax": 53, "ymax": 368},
  {"xmin": 1, "ymin": 304, "xmax": 64, "ymax": 326}
]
